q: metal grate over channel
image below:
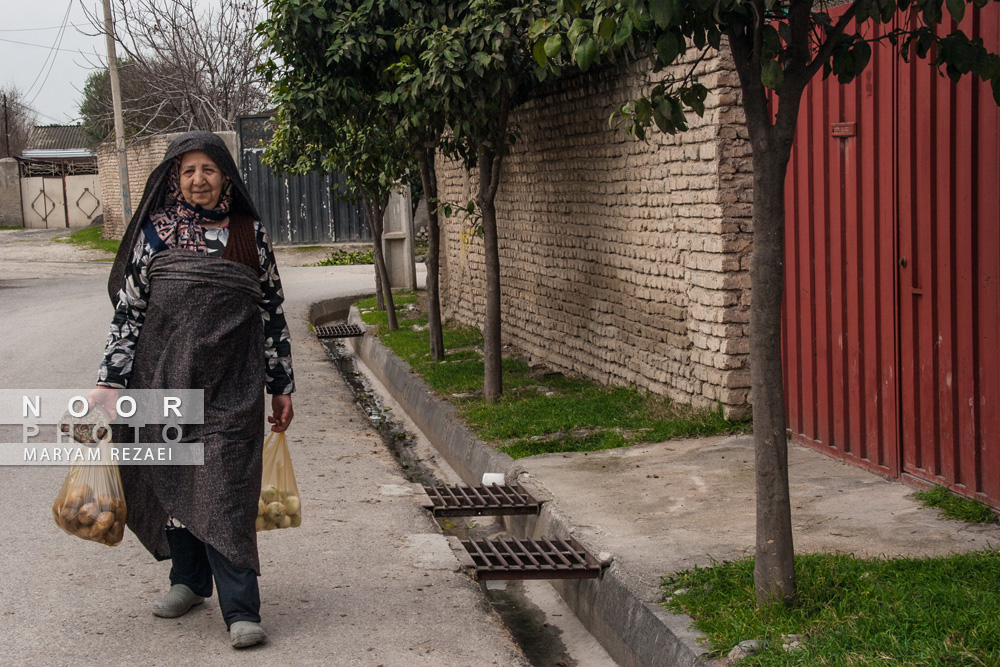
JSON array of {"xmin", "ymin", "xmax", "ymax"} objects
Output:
[
  {"xmin": 461, "ymin": 537, "xmax": 601, "ymax": 580},
  {"xmin": 315, "ymin": 324, "xmax": 365, "ymax": 338},
  {"xmin": 425, "ymin": 484, "xmax": 540, "ymax": 517}
]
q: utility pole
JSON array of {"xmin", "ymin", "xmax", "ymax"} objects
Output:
[
  {"xmin": 102, "ymin": 0, "xmax": 132, "ymax": 223},
  {"xmin": 2, "ymin": 93, "xmax": 9, "ymax": 158}
]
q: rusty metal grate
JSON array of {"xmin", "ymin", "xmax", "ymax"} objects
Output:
[
  {"xmin": 315, "ymin": 324, "xmax": 365, "ymax": 338},
  {"xmin": 424, "ymin": 484, "xmax": 540, "ymax": 517},
  {"xmin": 461, "ymin": 537, "xmax": 601, "ymax": 580}
]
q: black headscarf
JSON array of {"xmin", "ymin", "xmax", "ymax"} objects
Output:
[{"xmin": 107, "ymin": 131, "xmax": 261, "ymax": 307}]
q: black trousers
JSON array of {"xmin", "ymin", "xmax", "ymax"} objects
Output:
[{"xmin": 164, "ymin": 527, "xmax": 260, "ymax": 628}]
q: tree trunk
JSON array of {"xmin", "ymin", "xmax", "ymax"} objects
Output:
[
  {"xmin": 365, "ymin": 195, "xmax": 398, "ymax": 330},
  {"xmin": 726, "ymin": 26, "xmax": 807, "ymax": 606},
  {"xmin": 419, "ymin": 145, "xmax": 445, "ymax": 361},
  {"xmin": 747, "ymin": 140, "xmax": 795, "ymax": 605},
  {"xmin": 477, "ymin": 149, "xmax": 503, "ymax": 402}
]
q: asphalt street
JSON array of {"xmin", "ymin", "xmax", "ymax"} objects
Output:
[{"xmin": 0, "ymin": 237, "xmax": 528, "ymax": 666}]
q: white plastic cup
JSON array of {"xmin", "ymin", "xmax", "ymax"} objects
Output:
[{"xmin": 481, "ymin": 472, "xmax": 505, "ymax": 487}]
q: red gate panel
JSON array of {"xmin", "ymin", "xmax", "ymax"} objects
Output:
[
  {"xmin": 783, "ymin": 5, "xmax": 1000, "ymax": 506},
  {"xmin": 897, "ymin": 7, "xmax": 1000, "ymax": 505},
  {"xmin": 783, "ymin": 14, "xmax": 899, "ymax": 477}
]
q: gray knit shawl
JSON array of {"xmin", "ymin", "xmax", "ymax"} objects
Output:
[{"xmin": 117, "ymin": 249, "xmax": 265, "ymax": 573}]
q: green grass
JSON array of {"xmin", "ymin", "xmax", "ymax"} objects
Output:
[
  {"xmin": 662, "ymin": 551, "xmax": 1000, "ymax": 665},
  {"xmin": 0, "ymin": 225, "xmax": 21, "ymax": 230},
  {"xmin": 57, "ymin": 226, "xmax": 120, "ymax": 254},
  {"xmin": 356, "ymin": 291, "xmax": 750, "ymax": 459},
  {"xmin": 293, "ymin": 245, "xmax": 326, "ymax": 251},
  {"xmin": 311, "ymin": 248, "xmax": 374, "ymax": 266},
  {"xmin": 914, "ymin": 485, "xmax": 999, "ymax": 524}
]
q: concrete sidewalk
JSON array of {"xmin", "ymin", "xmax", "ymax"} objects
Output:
[{"xmin": 342, "ymin": 304, "xmax": 1000, "ymax": 667}]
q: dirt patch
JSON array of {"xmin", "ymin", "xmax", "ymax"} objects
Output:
[{"xmin": 0, "ymin": 228, "xmax": 114, "ymax": 263}]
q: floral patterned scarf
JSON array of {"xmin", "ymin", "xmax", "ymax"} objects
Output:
[{"xmin": 147, "ymin": 159, "xmax": 233, "ymax": 252}]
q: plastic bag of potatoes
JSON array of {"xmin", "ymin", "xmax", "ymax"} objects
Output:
[
  {"xmin": 52, "ymin": 440, "xmax": 127, "ymax": 547},
  {"xmin": 257, "ymin": 431, "xmax": 301, "ymax": 531}
]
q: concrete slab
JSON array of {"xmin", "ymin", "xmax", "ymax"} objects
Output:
[{"xmin": 514, "ymin": 435, "xmax": 1000, "ymax": 594}]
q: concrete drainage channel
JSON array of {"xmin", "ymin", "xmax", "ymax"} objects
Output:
[
  {"xmin": 308, "ymin": 296, "xmax": 707, "ymax": 667},
  {"xmin": 318, "ymin": 333, "xmax": 606, "ymax": 666}
]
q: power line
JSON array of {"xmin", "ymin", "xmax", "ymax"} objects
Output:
[
  {"xmin": 0, "ymin": 23, "xmax": 87, "ymax": 32},
  {"xmin": 24, "ymin": 1, "xmax": 75, "ymax": 107},
  {"xmin": 0, "ymin": 36, "xmax": 84, "ymax": 54}
]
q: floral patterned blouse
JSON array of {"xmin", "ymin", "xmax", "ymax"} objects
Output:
[{"xmin": 97, "ymin": 220, "xmax": 295, "ymax": 395}]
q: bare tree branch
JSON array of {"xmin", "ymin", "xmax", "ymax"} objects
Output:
[{"xmin": 79, "ymin": 0, "xmax": 269, "ymax": 142}]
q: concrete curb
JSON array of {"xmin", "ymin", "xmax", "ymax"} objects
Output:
[{"xmin": 322, "ymin": 302, "xmax": 715, "ymax": 667}]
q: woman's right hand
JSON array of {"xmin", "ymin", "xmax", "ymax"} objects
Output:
[{"xmin": 87, "ymin": 386, "xmax": 120, "ymax": 421}]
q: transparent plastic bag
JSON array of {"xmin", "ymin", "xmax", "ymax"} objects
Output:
[
  {"xmin": 257, "ymin": 431, "xmax": 301, "ymax": 531},
  {"xmin": 51, "ymin": 432, "xmax": 127, "ymax": 547}
]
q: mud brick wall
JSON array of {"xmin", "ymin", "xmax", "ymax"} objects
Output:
[
  {"xmin": 97, "ymin": 132, "xmax": 238, "ymax": 239},
  {"xmin": 435, "ymin": 54, "xmax": 754, "ymax": 416}
]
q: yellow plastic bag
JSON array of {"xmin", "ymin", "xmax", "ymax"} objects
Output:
[
  {"xmin": 257, "ymin": 431, "xmax": 301, "ymax": 531},
  {"xmin": 51, "ymin": 434, "xmax": 127, "ymax": 547}
]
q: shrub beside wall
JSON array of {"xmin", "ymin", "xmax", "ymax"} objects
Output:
[{"xmin": 435, "ymin": 55, "xmax": 754, "ymax": 417}]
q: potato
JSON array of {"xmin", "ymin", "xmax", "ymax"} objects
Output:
[
  {"xmin": 96, "ymin": 493, "xmax": 117, "ymax": 511},
  {"xmin": 278, "ymin": 515, "xmax": 292, "ymax": 529},
  {"xmin": 261, "ymin": 486, "xmax": 280, "ymax": 504},
  {"xmin": 104, "ymin": 522, "xmax": 125, "ymax": 545},
  {"xmin": 78, "ymin": 503, "xmax": 99, "ymax": 526},
  {"xmin": 283, "ymin": 496, "xmax": 300, "ymax": 515},
  {"xmin": 255, "ymin": 516, "xmax": 267, "ymax": 531},
  {"xmin": 73, "ymin": 523, "xmax": 92, "ymax": 538},
  {"xmin": 258, "ymin": 498, "xmax": 265, "ymax": 516},
  {"xmin": 265, "ymin": 502, "xmax": 285, "ymax": 523},
  {"xmin": 88, "ymin": 522, "xmax": 108, "ymax": 540},
  {"xmin": 66, "ymin": 484, "xmax": 93, "ymax": 509},
  {"xmin": 59, "ymin": 506, "xmax": 80, "ymax": 526},
  {"xmin": 289, "ymin": 514, "xmax": 302, "ymax": 528},
  {"xmin": 95, "ymin": 511, "xmax": 115, "ymax": 532},
  {"xmin": 114, "ymin": 501, "xmax": 127, "ymax": 524}
]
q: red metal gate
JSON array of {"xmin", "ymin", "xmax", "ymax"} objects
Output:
[{"xmin": 783, "ymin": 6, "xmax": 1000, "ymax": 507}]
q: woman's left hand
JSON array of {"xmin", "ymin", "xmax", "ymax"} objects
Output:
[{"xmin": 269, "ymin": 395, "xmax": 293, "ymax": 432}]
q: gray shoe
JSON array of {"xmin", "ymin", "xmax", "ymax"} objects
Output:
[
  {"xmin": 230, "ymin": 621, "xmax": 267, "ymax": 648},
  {"xmin": 152, "ymin": 584, "xmax": 205, "ymax": 618}
]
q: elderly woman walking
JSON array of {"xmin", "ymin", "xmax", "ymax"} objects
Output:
[{"xmin": 88, "ymin": 131, "xmax": 294, "ymax": 649}]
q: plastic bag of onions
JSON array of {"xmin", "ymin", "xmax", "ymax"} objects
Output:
[{"xmin": 257, "ymin": 431, "xmax": 302, "ymax": 531}]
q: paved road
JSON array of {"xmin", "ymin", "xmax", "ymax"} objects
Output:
[{"xmin": 0, "ymin": 244, "xmax": 526, "ymax": 666}]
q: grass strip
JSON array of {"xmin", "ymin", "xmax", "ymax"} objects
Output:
[
  {"xmin": 56, "ymin": 226, "xmax": 120, "ymax": 255},
  {"xmin": 663, "ymin": 551, "xmax": 1000, "ymax": 665},
  {"xmin": 356, "ymin": 291, "xmax": 750, "ymax": 459},
  {"xmin": 312, "ymin": 248, "xmax": 374, "ymax": 266},
  {"xmin": 913, "ymin": 485, "xmax": 999, "ymax": 524}
]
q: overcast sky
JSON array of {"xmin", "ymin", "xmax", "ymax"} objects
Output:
[
  {"xmin": 0, "ymin": 0, "xmax": 229, "ymax": 127},
  {"xmin": 0, "ymin": 1, "xmax": 112, "ymax": 125}
]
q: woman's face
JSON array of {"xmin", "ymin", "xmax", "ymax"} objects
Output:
[{"xmin": 178, "ymin": 150, "xmax": 226, "ymax": 209}]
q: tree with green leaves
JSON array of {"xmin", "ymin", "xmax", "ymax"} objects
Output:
[
  {"xmin": 268, "ymin": 107, "xmax": 406, "ymax": 329},
  {"xmin": 262, "ymin": 0, "xmax": 455, "ymax": 348},
  {"xmin": 532, "ymin": 0, "xmax": 1000, "ymax": 605},
  {"xmin": 417, "ymin": 0, "xmax": 592, "ymax": 402}
]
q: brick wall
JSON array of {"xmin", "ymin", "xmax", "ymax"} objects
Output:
[
  {"xmin": 0, "ymin": 158, "xmax": 23, "ymax": 227},
  {"xmin": 97, "ymin": 131, "xmax": 239, "ymax": 239},
  {"xmin": 435, "ymin": 54, "xmax": 754, "ymax": 417}
]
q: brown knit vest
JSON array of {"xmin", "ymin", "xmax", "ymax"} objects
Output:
[{"xmin": 221, "ymin": 213, "xmax": 259, "ymax": 274}]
